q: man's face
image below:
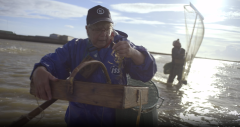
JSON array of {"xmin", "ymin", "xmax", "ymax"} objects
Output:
[
  {"xmin": 86, "ymin": 21, "xmax": 113, "ymax": 48},
  {"xmin": 174, "ymin": 42, "xmax": 181, "ymax": 47}
]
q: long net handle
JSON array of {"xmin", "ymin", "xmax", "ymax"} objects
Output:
[
  {"xmin": 67, "ymin": 60, "xmax": 112, "ymax": 93},
  {"xmin": 9, "ymin": 99, "xmax": 57, "ymax": 127}
]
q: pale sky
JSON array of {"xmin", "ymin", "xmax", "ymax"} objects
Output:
[{"xmin": 0, "ymin": 0, "xmax": 240, "ymax": 61}]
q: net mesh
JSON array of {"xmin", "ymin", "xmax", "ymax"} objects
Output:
[{"xmin": 182, "ymin": 4, "xmax": 205, "ymax": 81}]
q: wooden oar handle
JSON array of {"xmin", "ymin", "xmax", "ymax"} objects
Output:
[{"xmin": 67, "ymin": 60, "xmax": 112, "ymax": 93}]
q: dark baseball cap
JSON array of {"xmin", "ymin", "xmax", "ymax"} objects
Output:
[{"xmin": 87, "ymin": 5, "xmax": 113, "ymax": 25}]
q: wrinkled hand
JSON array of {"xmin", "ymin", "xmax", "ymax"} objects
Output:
[
  {"xmin": 112, "ymin": 39, "xmax": 145, "ymax": 65},
  {"xmin": 32, "ymin": 66, "xmax": 58, "ymax": 100},
  {"xmin": 112, "ymin": 40, "xmax": 135, "ymax": 58}
]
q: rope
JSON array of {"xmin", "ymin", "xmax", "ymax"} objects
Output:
[
  {"xmin": 37, "ymin": 106, "xmax": 44, "ymax": 112},
  {"xmin": 68, "ymin": 77, "xmax": 74, "ymax": 94},
  {"xmin": 22, "ymin": 114, "xmax": 31, "ymax": 121},
  {"xmin": 32, "ymin": 96, "xmax": 45, "ymax": 124},
  {"xmin": 136, "ymin": 90, "xmax": 142, "ymax": 127}
]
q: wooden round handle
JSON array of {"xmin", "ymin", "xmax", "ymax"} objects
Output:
[{"xmin": 67, "ymin": 60, "xmax": 112, "ymax": 93}]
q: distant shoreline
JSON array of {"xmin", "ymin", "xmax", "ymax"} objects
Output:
[{"xmin": 0, "ymin": 33, "xmax": 68, "ymax": 45}]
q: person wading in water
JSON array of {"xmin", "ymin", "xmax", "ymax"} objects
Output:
[{"xmin": 167, "ymin": 39, "xmax": 185, "ymax": 85}]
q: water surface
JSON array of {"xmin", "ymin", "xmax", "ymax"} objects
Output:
[{"xmin": 0, "ymin": 39, "xmax": 239, "ymax": 127}]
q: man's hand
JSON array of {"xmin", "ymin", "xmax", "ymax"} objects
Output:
[
  {"xmin": 112, "ymin": 40, "xmax": 134, "ymax": 58},
  {"xmin": 32, "ymin": 66, "xmax": 58, "ymax": 100},
  {"xmin": 112, "ymin": 40, "xmax": 145, "ymax": 65}
]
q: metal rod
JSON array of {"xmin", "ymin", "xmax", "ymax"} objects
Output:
[{"xmin": 190, "ymin": 2, "xmax": 204, "ymax": 20}]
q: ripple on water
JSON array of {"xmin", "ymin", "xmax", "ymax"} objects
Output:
[
  {"xmin": 0, "ymin": 86, "xmax": 30, "ymax": 98},
  {"xmin": 0, "ymin": 46, "xmax": 35, "ymax": 54}
]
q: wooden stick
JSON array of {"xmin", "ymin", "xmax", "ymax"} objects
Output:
[{"xmin": 9, "ymin": 99, "xmax": 57, "ymax": 127}]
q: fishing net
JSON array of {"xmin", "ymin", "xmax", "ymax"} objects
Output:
[
  {"xmin": 182, "ymin": 3, "xmax": 205, "ymax": 82},
  {"xmin": 127, "ymin": 78, "xmax": 163, "ymax": 113}
]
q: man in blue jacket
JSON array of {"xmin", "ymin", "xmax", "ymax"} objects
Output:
[{"xmin": 30, "ymin": 5, "xmax": 157, "ymax": 127}]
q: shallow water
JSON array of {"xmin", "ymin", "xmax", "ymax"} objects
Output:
[
  {"xmin": 0, "ymin": 39, "xmax": 240, "ymax": 127},
  {"xmin": 153, "ymin": 54, "xmax": 240, "ymax": 126}
]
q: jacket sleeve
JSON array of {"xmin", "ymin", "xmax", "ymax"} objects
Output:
[
  {"xmin": 29, "ymin": 39, "xmax": 76, "ymax": 80},
  {"xmin": 124, "ymin": 41, "xmax": 157, "ymax": 82}
]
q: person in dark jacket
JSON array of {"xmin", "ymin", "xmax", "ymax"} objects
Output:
[
  {"xmin": 167, "ymin": 39, "xmax": 185, "ymax": 85},
  {"xmin": 30, "ymin": 5, "xmax": 157, "ymax": 127}
]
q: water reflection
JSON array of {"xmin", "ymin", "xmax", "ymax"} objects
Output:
[{"xmin": 155, "ymin": 58, "xmax": 240, "ymax": 126}]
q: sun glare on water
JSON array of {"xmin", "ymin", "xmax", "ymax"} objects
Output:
[{"xmin": 181, "ymin": 59, "xmax": 223, "ymax": 107}]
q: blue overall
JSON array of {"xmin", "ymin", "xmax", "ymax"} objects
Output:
[{"xmin": 30, "ymin": 31, "xmax": 157, "ymax": 126}]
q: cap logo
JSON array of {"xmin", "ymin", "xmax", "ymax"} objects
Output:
[{"xmin": 97, "ymin": 8, "xmax": 104, "ymax": 14}]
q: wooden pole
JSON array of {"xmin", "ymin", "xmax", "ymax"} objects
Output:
[{"xmin": 9, "ymin": 99, "xmax": 57, "ymax": 127}]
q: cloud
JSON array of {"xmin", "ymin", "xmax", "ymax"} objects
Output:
[
  {"xmin": 0, "ymin": 1, "xmax": 165, "ymax": 25},
  {"xmin": 204, "ymin": 29, "xmax": 240, "ymax": 42},
  {"xmin": 214, "ymin": 45, "xmax": 240, "ymax": 61},
  {"xmin": 221, "ymin": 11, "xmax": 240, "ymax": 19},
  {"xmin": 202, "ymin": 10, "xmax": 240, "ymax": 23},
  {"xmin": 175, "ymin": 23, "xmax": 240, "ymax": 42},
  {"xmin": 112, "ymin": 16, "xmax": 165, "ymax": 25},
  {"xmin": 0, "ymin": 0, "xmax": 88, "ymax": 19},
  {"xmin": 189, "ymin": 38, "xmax": 240, "ymax": 61},
  {"xmin": 0, "ymin": 18, "xmax": 7, "ymax": 22},
  {"xmin": 91, "ymin": 0, "xmax": 103, "ymax": 3},
  {"xmin": 110, "ymin": 3, "xmax": 239, "ymax": 24},
  {"xmin": 205, "ymin": 24, "xmax": 240, "ymax": 33},
  {"xmin": 65, "ymin": 25, "xmax": 74, "ymax": 28},
  {"xmin": 110, "ymin": 7, "xmax": 165, "ymax": 25},
  {"xmin": 111, "ymin": 3, "xmax": 184, "ymax": 13}
]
